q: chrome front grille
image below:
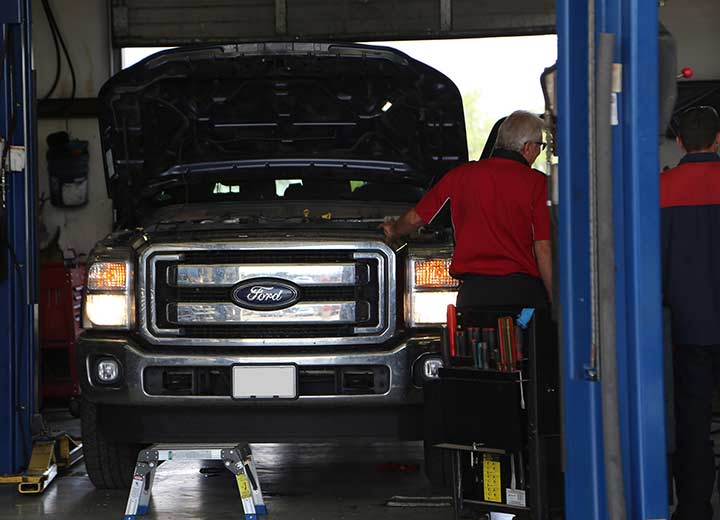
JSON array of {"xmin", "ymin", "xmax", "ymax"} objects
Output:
[
  {"xmin": 171, "ymin": 301, "xmax": 359, "ymax": 325},
  {"xmin": 173, "ymin": 263, "xmax": 360, "ymax": 287},
  {"xmin": 138, "ymin": 242, "xmax": 396, "ymax": 346}
]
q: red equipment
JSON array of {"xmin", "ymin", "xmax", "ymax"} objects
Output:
[
  {"xmin": 678, "ymin": 67, "xmax": 694, "ymax": 79},
  {"xmin": 39, "ymin": 262, "xmax": 86, "ymax": 403},
  {"xmin": 447, "ymin": 304, "xmax": 457, "ymax": 356}
]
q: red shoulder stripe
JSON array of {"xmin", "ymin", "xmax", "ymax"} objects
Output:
[{"xmin": 660, "ymin": 163, "xmax": 720, "ymax": 208}]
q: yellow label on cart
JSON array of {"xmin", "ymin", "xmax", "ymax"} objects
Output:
[
  {"xmin": 483, "ymin": 454, "xmax": 502, "ymax": 503},
  {"xmin": 236, "ymin": 474, "xmax": 252, "ymax": 499}
]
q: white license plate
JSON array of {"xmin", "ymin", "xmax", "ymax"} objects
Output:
[{"xmin": 232, "ymin": 365, "xmax": 297, "ymax": 399}]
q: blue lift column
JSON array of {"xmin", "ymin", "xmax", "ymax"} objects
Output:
[
  {"xmin": 558, "ymin": 0, "xmax": 668, "ymax": 518},
  {"xmin": 0, "ymin": 0, "xmax": 37, "ymax": 475}
]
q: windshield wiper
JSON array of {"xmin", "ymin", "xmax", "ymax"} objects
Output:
[{"xmin": 147, "ymin": 158, "xmax": 426, "ymax": 184}]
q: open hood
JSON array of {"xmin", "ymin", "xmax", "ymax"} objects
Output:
[{"xmin": 97, "ymin": 42, "xmax": 467, "ymax": 203}]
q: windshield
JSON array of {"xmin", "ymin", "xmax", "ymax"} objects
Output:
[{"xmin": 147, "ymin": 177, "xmax": 425, "ymax": 207}]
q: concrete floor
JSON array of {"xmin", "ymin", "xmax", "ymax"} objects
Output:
[
  {"xmin": 0, "ymin": 409, "xmax": 454, "ymax": 520},
  {"xmin": 9, "ymin": 408, "xmax": 719, "ymax": 519}
]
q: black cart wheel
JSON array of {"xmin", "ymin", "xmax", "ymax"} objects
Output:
[{"xmin": 80, "ymin": 398, "xmax": 143, "ymax": 489}]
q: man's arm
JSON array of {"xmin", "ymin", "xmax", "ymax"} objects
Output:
[
  {"xmin": 381, "ymin": 165, "xmax": 456, "ymax": 239},
  {"xmin": 379, "ymin": 208, "xmax": 426, "ymax": 240},
  {"xmin": 534, "ymin": 239, "xmax": 553, "ymax": 304}
]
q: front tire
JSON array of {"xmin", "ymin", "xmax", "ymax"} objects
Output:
[
  {"xmin": 80, "ymin": 399, "xmax": 143, "ymax": 489},
  {"xmin": 68, "ymin": 397, "xmax": 81, "ymax": 418}
]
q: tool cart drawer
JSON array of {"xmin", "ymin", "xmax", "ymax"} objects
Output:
[{"xmin": 424, "ymin": 369, "xmax": 526, "ymax": 451}]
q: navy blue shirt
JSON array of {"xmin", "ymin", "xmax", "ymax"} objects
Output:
[{"xmin": 661, "ymin": 152, "xmax": 720, "ymax": 345}]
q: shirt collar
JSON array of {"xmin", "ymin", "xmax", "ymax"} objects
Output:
[
  {"xmin": 679, "ymin": 152, "xmax": 720, "ymax": 165},
  {"xmin": 491, "ymin": 148, "xmax": 530, "ymax": 167}
]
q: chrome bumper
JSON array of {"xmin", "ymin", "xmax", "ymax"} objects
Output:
[{"xmin": 78, "ymin": 334, "xmax": 440, "ymax": 407}]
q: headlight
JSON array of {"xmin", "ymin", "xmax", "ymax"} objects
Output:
[
  {"xmin": 406, "ymin": 256, "xmax": 458, "ymax": 326},
  {"xmin": 85, "ymin": 294, "xmax": 131, "ymax": 327},
  {"xmin": 83, "ymin": 257, "xmax": 135, "ymax": 330}
]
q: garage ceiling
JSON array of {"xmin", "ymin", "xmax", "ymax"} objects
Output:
[{"xmin": 112, "ymin": 0, "xmax": 555, "ymax": 47}]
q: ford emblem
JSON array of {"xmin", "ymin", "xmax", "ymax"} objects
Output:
[{"xmin": 231, "ymin": 278, "xmax": 300, "ymax": 311}]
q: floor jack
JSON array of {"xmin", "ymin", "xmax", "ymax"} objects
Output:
[{"xmin": 123, "ymin": 443, "xmax": 267, "ymax": 520}]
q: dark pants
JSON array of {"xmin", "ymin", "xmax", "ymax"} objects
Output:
[
  {"xmin": 673, "ymin": 345, "xmax": 720, "ymax": 520},
  {"xmin": 456, "ymin": 273, "xmax": 549, "ymax": 310}
]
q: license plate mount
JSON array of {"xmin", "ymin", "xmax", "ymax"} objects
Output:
[{"xmin": 232, "ymin": 364, "xmax": 298, "ymax": 400}]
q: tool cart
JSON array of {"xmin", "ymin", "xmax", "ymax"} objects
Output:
[{"xmin": 424, "ymin": 306, "xmax": 564, "ymax": 520}]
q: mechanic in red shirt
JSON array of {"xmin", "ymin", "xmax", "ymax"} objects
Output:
[{"xmin": 380, "ymin": 110, "xmax": 553, "ymax": 309}]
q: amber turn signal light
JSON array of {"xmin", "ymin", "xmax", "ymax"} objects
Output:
[
  {"xmin": 88, "ymin": 262, "xmax": 127, "ymax": 291},
  {"xmin": 413, "ymin": 259, "xmax": 458, "ymax": 288}
]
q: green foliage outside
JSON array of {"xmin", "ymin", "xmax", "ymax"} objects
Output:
[
  {"xmin": 462, "ymin": 89, "xmax": 499, "ymax": 161},
  {"xmin": 460, "ymin": 90, "xmax": 550, "ymax": 174}
]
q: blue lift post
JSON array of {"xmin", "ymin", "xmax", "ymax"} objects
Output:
[
  {"xmin": 0, "ymin": 0, "xmax": 36, "ymax": 476},
  {"xmin": 558, "ymin": 0, "xmax": 668, "ymax": 518},
  {"xmin": 556, "ymin": 1, "xmax": 604, "ymax": 518},
  {"xmin": 606, "ymin": 0, "xmax": 669, "ymax": 518}
]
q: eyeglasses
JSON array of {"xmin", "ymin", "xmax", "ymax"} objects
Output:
[{"xmin": 531, "ymin": 141, "xmax": 547, "ymax": 151}]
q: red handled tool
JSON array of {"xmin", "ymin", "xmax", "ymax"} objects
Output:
[{"xmin": 447, "ymin": 304, "xmax": 457, "ymax": 356}]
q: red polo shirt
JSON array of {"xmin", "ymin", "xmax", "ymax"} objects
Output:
[{"xmin": 415, "ymin": 153, "xmax": 551, "ymax": 278}]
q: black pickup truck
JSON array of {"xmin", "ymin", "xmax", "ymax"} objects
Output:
[{"xmin": 79, "ymin": 42, "xmax": 466, "ymax": 488}]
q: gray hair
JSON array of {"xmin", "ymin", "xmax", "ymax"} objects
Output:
[{"xmin": 495, "ymin": 110, "xmax": 544, "ymax": 153}]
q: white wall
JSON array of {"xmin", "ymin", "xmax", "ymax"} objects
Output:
[
  {"xmin": 660, "ymin": 1, "xmax": 720, "ymax": 81},
  {"xmin": 658, "ymin": 0, "xmax": 719, "ymax": 171},
  {"xmin": 660, "ymin": 140, "xmax": 684, "ymax": 172},
  {"xmin": 32, "ymin": 0, "xmax": 113, "ymax": 258}
]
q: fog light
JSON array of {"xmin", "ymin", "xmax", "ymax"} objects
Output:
[
  {"xmin": 423, "ymin": 357, "xmax": 443, "ymax": 379},
  {"xmin": 96, "ymin": 358, "xmax": 120, "ymax": 383}
]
